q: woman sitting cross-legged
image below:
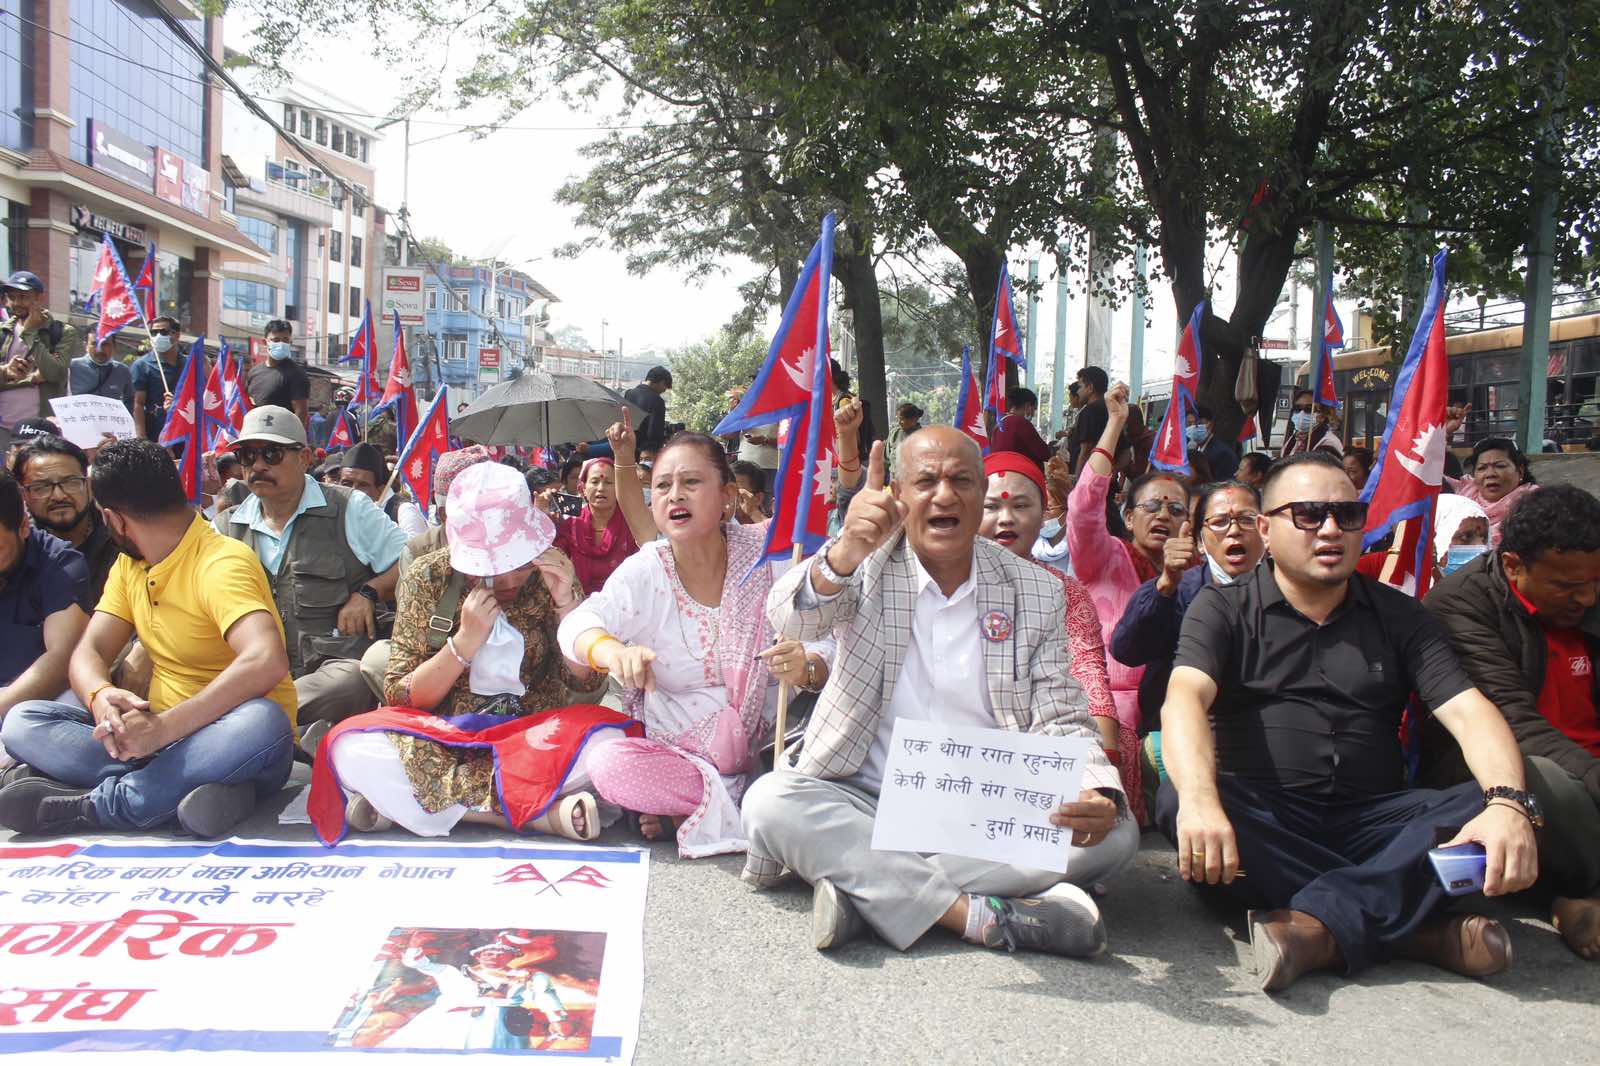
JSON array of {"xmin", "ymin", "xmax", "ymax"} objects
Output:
[
  {"xmin": 307, "ymin": 463, "xmax": 641, "ymax": 845},
  {"xmin": 557, "ymin": 428, "xmax": 835, "ymax": 858}
]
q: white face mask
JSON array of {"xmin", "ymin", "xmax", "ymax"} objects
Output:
[
  {"xmin": 1032, "ymin": 530, "xmax": 1071, "ymax": 565},
  {"xmin": 1039, "ymin": 515, "xmax": 1063, "ymax": 540},
  {"xmin": 268, "ymin": 341, "xmax": 293, "ymax": 361},
  {"xmin": 468, "ymin": 615, "xmax": 526, "ymax": 698},
  {"xmin": 150, "ymin": 334, "xmax": 174, "ymax": 354},
  {"xmin": 1291, "ymin": 411, "xmax": 1314, "ymax": 434}
]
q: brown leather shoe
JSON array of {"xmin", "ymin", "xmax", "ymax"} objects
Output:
[
  {"xmin": 1249, "ymin": 909, "xmax": 1345, "ymax": 993},
  {"xmin": 1399, "ymin": 914, "xmax": 1512, "ymax": 979}
]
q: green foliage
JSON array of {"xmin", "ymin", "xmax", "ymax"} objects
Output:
[{"xmin": 662, "ymin": 329, "xmax": 767, "ymax": 433}]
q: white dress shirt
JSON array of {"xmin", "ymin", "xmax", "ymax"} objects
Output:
[{"xmin": 816, "ymin": 549, "xmax": 995, "ymax": 793}]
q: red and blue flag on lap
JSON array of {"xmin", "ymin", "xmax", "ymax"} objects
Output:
[
  {"xmin": 986, "ymin": 262, "xmax": 1025, "ymax": 419},
  {"xmin": 156, "ymin": 336, "xmax": 209, "ymax": 505},
  {"xmin": 397, "ymin": 386, "xmax": 452, "ymax": 513},
  {"xmin": 1361, "ymin": 248, "xmax": 1449, "ymax": 598},
  {"xmin": 1149, "ymin": 302, "xmax": 1207, "ymax": 474},
  {"xmin": 714, "ymin": 213, "xmax": 837, "ymax": 570},
  {"xmin": 953, "ymin": 345, "xmax": 988, "ymax": 452},
  {"xmin": 1312, "ymin": 280, "xmax": 1345, "ymax": 411}
]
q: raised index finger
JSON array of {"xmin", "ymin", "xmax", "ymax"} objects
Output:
[
  {"xmin": 865, "ymin": 440, "xmax": 887, "ymax": 491},
  {"xmin": 622, "ymin": 405, "xmax": 632, "ymax": 430}
]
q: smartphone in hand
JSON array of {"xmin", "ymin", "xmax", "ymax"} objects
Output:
[{"xmin": 1427, "ymin": 843, "xmax": 1487, "ymax": 896}]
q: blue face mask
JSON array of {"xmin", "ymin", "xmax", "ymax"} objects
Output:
[
  {"xmin": 1185, "ymin": 425, "xmax": 1208, "ymax": 447},
  {"xmin": 150, "ymin": 333, "xmax": 173, "ymax": 354},
  {"xmin": 1291, "ymin": 411, "xmax": 1314, "ymax": 434},
  {"xmin": 1039, "ymin": 515, "xmax": 1063, "ymax": 540},
  {"xmin": 1443, "ymin": 543, "xmax": 1489, "ymax": 574},
  {"xmin": 268, "ymin": 341, "xmax": 293, "ymax": 361}
]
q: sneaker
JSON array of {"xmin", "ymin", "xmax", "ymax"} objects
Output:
[
  {"xmin": 175, "ymin": 782, "xmax": 257, "ymax": 839},
  {"xmin": 812, "ymin": 877, "xmax": 866, "ymax": 951},
  {"xmin": 980, "ymin": 882, "xmax": 1108, "ymax": 958},
  {"xmin": 0, "ymin": 778, "xmax": 98, "ymax": 835},
  {"xmin": 0, "ymin": 763, "xmax": 40, "ymax": 790},
  {"xmin": 345, "ymin": 792, "xmax": 393, "ymax": 833},
  {"xmin": 298, "ymin": 719, "xmax": 331, "ymax": 759}
]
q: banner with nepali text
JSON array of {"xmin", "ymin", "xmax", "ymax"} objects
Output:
[{"xmin": 0, "ymin": 839, "xmax": 648, "ymax": 1061}]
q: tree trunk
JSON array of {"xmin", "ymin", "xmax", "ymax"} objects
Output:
[{"xmin": 833, "ymin": 228, "xmax": 888, "ymax": 444}]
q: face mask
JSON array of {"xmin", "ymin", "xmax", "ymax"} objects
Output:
[
  {"xmin": 268, "ymin": 342, "xmax": 293, "ymax": 361},
  {"xmin": 1039, "ymin": 515, "xmax": 1063, "ymax": 540},
  {"xmin": 1442, "ymin": 544, "xmax": 1489, "ymax": 575},
  {"xmin": 1291, "ymin": 411, "xmax": 1314, "ymax": 434},
  {"xmin": 150, "ymin": 334, "xmax": 174, "ymax": 355},
  {"xmin": 1032, "ymin": 530, "xmax": 1071, "ymax": 565},
  {"xmin": 1205, "ymin": 550, "xmax": 1239, "ymax": 586},
  {"xmin": 469, "ymin": 615, "xmax": 526, "ymax": 698},
  {"xmin": 1185, "ymin": 425, "xmax": 1208, "ymax": 447}
]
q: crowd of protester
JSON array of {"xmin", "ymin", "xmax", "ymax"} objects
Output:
[{"xmin": 1, "ymin": 265, "xmax": 1597, "ymax": 994}]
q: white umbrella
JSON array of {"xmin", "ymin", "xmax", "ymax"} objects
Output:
[{"xmin": 449, "ymin": 367, "xmax": 647, "ymax": 447}]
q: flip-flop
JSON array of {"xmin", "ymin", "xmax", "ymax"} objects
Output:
[{"xmin": 528, "ymin": 792, "xmax": 600, "ymax": 842}]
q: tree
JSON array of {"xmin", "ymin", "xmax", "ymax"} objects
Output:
[{"xmin": 662, "ymin": 329, "xmax": 767, "ymax": 434}]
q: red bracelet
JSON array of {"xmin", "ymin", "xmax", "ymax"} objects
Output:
[
  {"xmin": 838, "ymin": 457, "xmax": 861, "ymax": 472},
  {"xmin": 1091, "ymin": 447, "xmax": 1115, "ymax": 464}
]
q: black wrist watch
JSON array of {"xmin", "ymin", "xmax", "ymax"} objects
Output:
[
  {"xmin": 356, "ymin": 584, "xmax": 380, "ymax": 605},
  {"xmin": 1483, "ymin": 786, "xmax": 1545, "ymax": 829}
]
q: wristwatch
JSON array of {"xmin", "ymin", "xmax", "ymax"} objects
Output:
[
  {"xmin": 813, "ymin": 539, "xmax": 860, "ymax": 588},
  {"xmin": 1483, "ymin": 786, "xmax": 1545, "ymax": 829},
  {"xmin": 355, "ymin": 584, "xmax": 380, "ymax": 605}
]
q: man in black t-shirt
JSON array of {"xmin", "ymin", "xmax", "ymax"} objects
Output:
[
  {"xmin": 1159, "ymin": 451, "xmax": 1539, "ymax": 993},
  {"xmin": 244, "ymin": 319, "xmax": 310, "ymax": 430},
  {"xmin": 1067, "ymin": 365, "xmax": 1110, "ymax": 475},
  {"xmin": 622, "ymin": 365, "xmax": 672, "ymax": 458}
]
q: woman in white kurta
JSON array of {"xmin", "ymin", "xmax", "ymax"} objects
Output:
[{"xmin": 558, "ymin": 428, "xmax": 833, "ymax": 858}]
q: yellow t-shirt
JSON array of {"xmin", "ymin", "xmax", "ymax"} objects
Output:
[{"xmin": 98, "ymin": 513, "xmax": 299, "ymax": 725}]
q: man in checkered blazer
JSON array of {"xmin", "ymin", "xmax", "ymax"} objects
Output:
[{"xmin": 742, "ymin": 427, "xmax": 1136, "ymax": 955}]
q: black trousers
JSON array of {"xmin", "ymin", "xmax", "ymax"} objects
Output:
[{"xmin": 1156, "ymin": 775, "xmax": 1483, "ymax": 972}]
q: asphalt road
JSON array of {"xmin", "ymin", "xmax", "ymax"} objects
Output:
[{"xmin": 5, "ymin": 764, "xmax": 1597, "ymax": 1065}]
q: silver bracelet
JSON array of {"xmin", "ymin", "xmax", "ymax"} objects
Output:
[
  {"xmin": 813, "ymin": 539, "xmax": 860, "ymax": 587},
  {"xmin": 445, "ymin": 637, "xmax": 472, "ymax": 669}
]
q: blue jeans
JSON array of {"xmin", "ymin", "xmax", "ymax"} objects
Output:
[{"xmin": 0, "ymin": 699, "xmax": 294, "ymax": 830}]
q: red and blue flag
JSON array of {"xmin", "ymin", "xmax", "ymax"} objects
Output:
[
  {"xmin": 343, "ymin": 300, "xmax": 381, "ymax": 407},
  {"xmin": 327, "ymin": 406, "xmax": 360, "ymax": 451},
  {"xmin": 371, "ymin": 309, "xmax": 418, "ymax": 446},
  {"xmin": 396, "ymin": 385, "xmax": 452, "ymax": 512},
  {"xmin": 986, "ymin": 261, "xmax": 1025, "ymax": 419},
  {"xmin": 1149, "ymin": 302, "xmax": 1207, "ymax": 474},
  {"xmin": 91, "ymin": 235, "xmax": 144, "ymax": 347},
  {"xmin": 1361, "ymin": 248, "xmax": 1449, "ymax": 598},
  {"xmin": 132, "ymin": 243, "xmax": 157, "ymax": 324},
  {"xmin": 156, "ymin": 336, "xmax": 209, "ymax": 505},
  {"xmin": 714, "ymin": 213, "xmax": 837, "ymax": 569},
  {"xmin": 1311, "ymin": 280, "xmax": 1344, "ymax": 411},
  {"xmin": 953, "ymin": 345, "xmax": 988, "ymax": 452}
]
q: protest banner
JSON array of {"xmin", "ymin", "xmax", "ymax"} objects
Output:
[
  {"xmin": 871, "ymin": 719, "xmax": 1090, "ymax": 873},
  {"xmin": 0, "ymin": 839, "xmax": 648, "ymax": 1061},
  {"xmin": 48, "ymin": 395, "xmax": 137, "ymax": 450}
]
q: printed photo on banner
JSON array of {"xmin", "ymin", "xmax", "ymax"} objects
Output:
[{"xmin": 328, "ymin": 927, "xmax": 606, "ymax": 1052}]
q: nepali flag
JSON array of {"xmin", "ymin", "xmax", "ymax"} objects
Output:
[
  {"xmin": 953, "ymin": 345, "xmax": 988, "ymax": 451},
  {"xmin": 85, "ymin": 239, "xmax": 116, "ymax": 313},
  {"xmin": 327, "ymin": 406, "xmax": 360, "ymax": 451},
  {"xmin": 343, "ymin": 300, "xmax": 381, "ymax": 406},
  {"xmin": 202, "ymin": 346, "xmax": 230, "ymax": 450},
  {"xmin": 157, "ymin": 336, "xmax": 209, "ymax": 506},
  {"xmin": 91, "ymin": 234, "xmax": 143, "ymax": 347},
  {"xmin": 1361, "ymin": 249, "xmax": 1449, "ymax": 598},
  {"xmin": 1149, "ymin": 302, "xmax": 1207, "ymax": 474},
  {"xmin": 132, "ymin": 243, "xmax": 157, "ymax": 324},
  {"xmin": 715, "ymin": 212, "xmax": 837, "ymax": 570},
  {"xmin": 1311, "ymin": 279, "xmax": 1344, "ymax": 410},
  {"xmin": 396, "ymin": 385, "xmax": 452, "ymax": 512},
  {"xmin": 986, "ymin": 261, "xmax": 1025, "ymax": 419},
  {"xmin": 371, "ymin": 309, "xmax": 418, "ymax": 446},
  {"xmin": 220, "ymin": 340, "xmax": 250, "ymax": 429}
]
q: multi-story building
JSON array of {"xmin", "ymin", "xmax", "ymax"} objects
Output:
[
  {"xmin": 1, "ymin": 0, "xmax": 268, "ymax": 353},
  {"xmin": 532, "ymin": 343, "xmax": 664, "ymax": 390},
  {"xmin": 218, "ymin": 65, "xmax": 383, "ymax": 367},
  {"xmin": 420, "ymin": 264, "xmax": 557, "ymax": 403}
]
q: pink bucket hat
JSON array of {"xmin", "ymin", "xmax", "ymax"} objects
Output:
[{"xmin": 446, "ymin": 463, "xmax": 555, "ymax": 576}]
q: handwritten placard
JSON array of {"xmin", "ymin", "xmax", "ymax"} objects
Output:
[
  {"xmin": 49, "ymin": 395, "xmax": 137, "ymax": 449},
  {"xmin": 870, "ymin": 719, "xmax": 1091, "ymax": 873}
]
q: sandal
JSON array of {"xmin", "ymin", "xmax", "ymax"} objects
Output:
[
  {"xmin": 527, "ymin": 792, "xmax": 600, "ymax": 842},
  {"xmin": 345, "ymin": 792, "xmax": 393, "ymax": 833}
]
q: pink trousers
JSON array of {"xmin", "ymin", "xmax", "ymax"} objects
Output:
[{"xmin": 585, "ymin": 736, "xmax": 704, "ymax": 816}]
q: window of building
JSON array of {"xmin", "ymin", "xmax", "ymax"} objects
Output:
[
  {"xmin": 331, "ymin": 125, "xmax": 344, "ymax": 153},
  {"xmin": 223, "ymin": 278, "xmax": 277, "ymax": 315},
  {"xmin": 300, "ymin": 111, "xmax": 311, "ymax": 139},
  {"xmin": 352, "ymin": 185, "xmax": 367, "ymax": 219},
  {"xmin": 350, "ymin": 286, "xmax": 362, "ymax": 318},
  {"xmin": 445, "ymin": 336, "xmax": 468, "ymax": 362},
  {"xmin": 1, "ymin": 7, "xmax": 33, "ymax": 152},
  {"xmin": 157, "ymin": 250, "xmax": 193, "ymax": 328},
  {"xmin": 237, "ymin": 215, "xmax": 279, "ymax": 255},
  {"xmin": 359, "ymin": 137, "xmax": 369, "ymax": 163},
  {"xmin": 221, "ymin": 176, "xmax": 237, "ymax": 214},
  {"xmin": 350, "ymin": 236, "xmax": 362, "ymax": 268},
  {"xmin": 328, "ymin": 281, "xmax": 341, "ymax": 315},
  {"xmin": 329, "ymin": 230, "xmax": 342, "ymax": 263},
  {"xmin": 285, "ymin": 222, "xmax": 304, "ymax": 319},
  {"xmin": 426, "ymin": 289, "xmax": 438, "ymax": 311},
  {"xmin": 67, "ymin": 1, "xmax": 204, "ymax": 167},
  {"xmin": 283, "ymin": 103, "xmax": 295, "ymax": 127},
  {"xmin": 316, "ymin": 117, "xmax": 327, "ymax": 145},
  {"xmin": 497, "ymin": 296, "xmax": 507, "ymax": 320},
  {"xmin": 345, "ymin": 132, "xmax": 358, "ymax": 159}
]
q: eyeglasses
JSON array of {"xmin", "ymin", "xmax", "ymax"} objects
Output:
[
  {"xmin": 1200, "ymin": 511, "xmax": 1260, "ymax": 533},
  {"xmin": 149, "ymin": 327, "xmax": 175, "ymax": 336},
  {"xmin": 22, "ymin": 476, "xmax": 87, "ymax": 500},
  {"xmin": 1265, "ymin": 500, "xmax": 1369, "ymax": 532},
  {"xmin": 1130, "ymin": 499, "xmax": 1187, "ymax": 519},
  {"xmin": 235, "ymin": 444, "xmax": 302, "ymax": 467}
]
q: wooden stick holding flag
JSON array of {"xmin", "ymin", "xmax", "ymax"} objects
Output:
[{"xmin": 713, "ymin": 212, "xmax": 837, "ymax": 763}]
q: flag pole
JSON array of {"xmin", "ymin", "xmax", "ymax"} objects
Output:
[{"xmin": 772, "ymin": 542, "xmax": 804, "ymax": 770}]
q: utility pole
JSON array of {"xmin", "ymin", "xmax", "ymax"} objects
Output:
[
  {"xmin": 1024, "ymin": 258, "xmax": 1039, "ymax": 393},
  {"xmin": 1129, "ymin": 245, "xmax": 1147, "ymax": 403},
  {"xmin": 1049, "ymin": 247, "xmax": 1069, "ymax": 436}
]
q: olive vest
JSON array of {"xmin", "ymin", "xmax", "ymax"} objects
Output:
[{"xmin": 218, "ymin": 481, "xmax": 376, "ymax": 675}]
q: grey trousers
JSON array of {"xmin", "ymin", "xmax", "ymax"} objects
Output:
[
  {"xmin": 741, "ymin": 772, "xmax": 1139, "ymax": 950},
  {"xmin": 1525, "ymin": 755, "xmax": 1600, "ymax": 898},
  {"xmin": 295, "ymin": 658, "xmax": 378, "ymax": 728}
]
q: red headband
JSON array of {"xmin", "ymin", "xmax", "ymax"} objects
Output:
[{"xmin": 983, "ymin": 451, "xmax": 1046, "ymax": 501}]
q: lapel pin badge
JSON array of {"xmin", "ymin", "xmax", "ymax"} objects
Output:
[{"xmin": 980, "ymin": 610, "xmax": 1013, "ymax": 642}]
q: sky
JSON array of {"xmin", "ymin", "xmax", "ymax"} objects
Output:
[{"xmin": 223, "ymin": 18, "xmax": 1353, "ymax": 398}]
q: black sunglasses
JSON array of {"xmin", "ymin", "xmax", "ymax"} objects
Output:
[
  {"xmin": 235, "ymin": 443, "xmax": 302, "ymax": 467},
  {"xmin": 149, "ymin": 327, "xmax": 176, "ymax": 336},
  {"xmin": 1265, "ymin": 500, "xmax": 1368, "ymax": 532}
]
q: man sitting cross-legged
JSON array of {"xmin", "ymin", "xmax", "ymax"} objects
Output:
[
  {"xmin": 743, "ymin": 427, "xmax": 1136, "ymax": 955},
  {"xmin": 1159, "ymin": 450, "xmax": 1538, "ymax": 993},
  {"xmin": 0, "ymin": 439, "xmax": 298, "ymax": 837}
]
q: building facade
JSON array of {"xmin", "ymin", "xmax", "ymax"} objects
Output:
[
  {"xmin": 1, "ymin": 0, "xmax": 268, "ymax": 355},
  {"xmin": 218, "ymin": 67, "xmax": 383, "ymax": 366},
  {"xmin": 420, "ymin": 264, "xmax": 557, "ymax": 403}
]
